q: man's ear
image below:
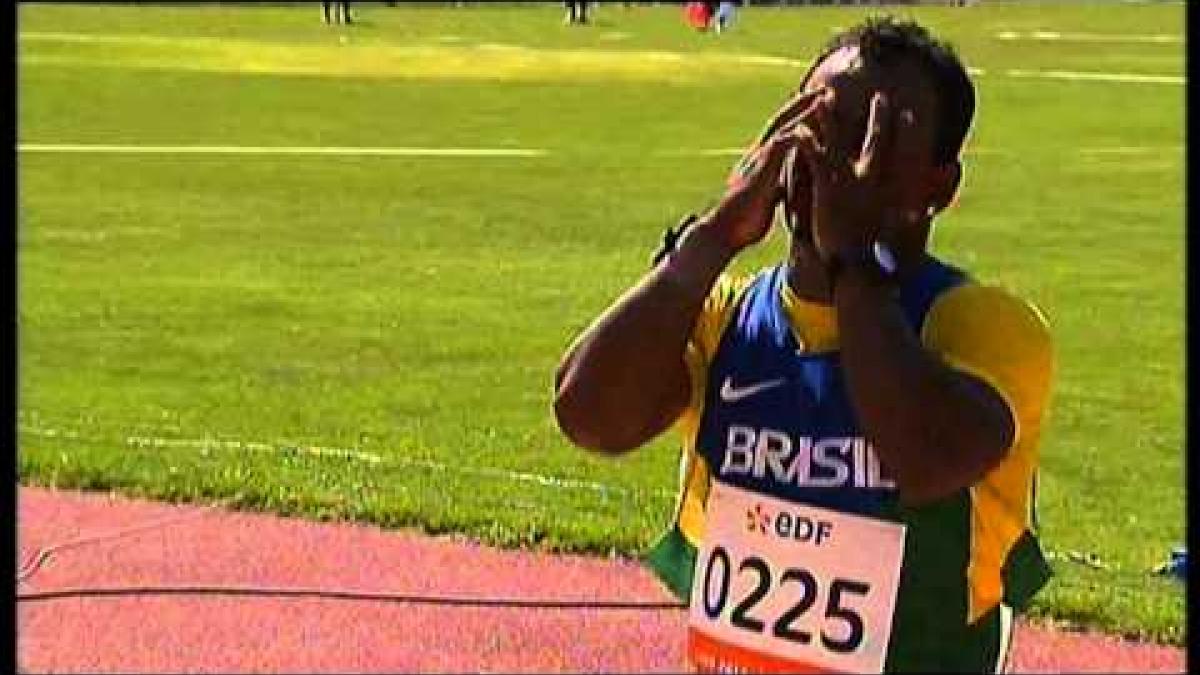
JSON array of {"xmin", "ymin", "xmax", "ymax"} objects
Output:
[{"xmin": 927, "ymin": 160, "xmax": 962, "ymax": 216}]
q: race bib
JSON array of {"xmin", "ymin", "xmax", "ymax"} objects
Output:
[{"xmin": 687, "ymin": 482, "xmax": 906, "ymax": 674}]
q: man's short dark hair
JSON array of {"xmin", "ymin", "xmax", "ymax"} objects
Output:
[{"xmin": 802, "ymin": 16, "xmax": 975, "ymax": 165}]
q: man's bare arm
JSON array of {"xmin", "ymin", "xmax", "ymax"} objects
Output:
[
  {"xmin": 795, "ymin": 91, "xmax": 1015, "ymax": 504},
  {"xmin": 833, "ymin": 269, "xmax": 1014, "ymax": 505},
  {"xmin": 553, "ymin": 224, "xmax": 735, "ymax": 453},
  {"xmin": 553, "ymin": 103, "xmax": 819, "ymax": 454}
]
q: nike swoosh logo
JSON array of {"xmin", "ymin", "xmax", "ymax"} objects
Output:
[{"xmin": 719, "ymin": 376, "xmax": 787, "ymax": 403}]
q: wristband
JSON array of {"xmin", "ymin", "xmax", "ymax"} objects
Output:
[
  {"xmin": 826, "ymin": 241, "xmax": 898, "ymax": 289},
  {"xmin": 652, "ymin": 213, "xmax": 699, "ymax": 267}
]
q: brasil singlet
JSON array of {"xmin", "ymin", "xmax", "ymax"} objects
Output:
[{"xmin": 647, "ymin": 258, "xmax": 1052, "ymax": 673}]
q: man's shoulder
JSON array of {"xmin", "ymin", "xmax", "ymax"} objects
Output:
[
  {"xmin": 690, "ymin": 269, "xmax": 770, "ymax": 360},
  {"xmin": 703, "ymin": 266, "xmax": 782, "ymax": 316},
  {"xmin": 707, "ymin": 271, "xmax": 758, "ymax": 307},
  {"xmin": 929, "ymin": 281, "xmax": 1052, "ymax": 339},
  {"xmin": 922, "ymin": 280, "xmax": 1054, "ymax": 373}
]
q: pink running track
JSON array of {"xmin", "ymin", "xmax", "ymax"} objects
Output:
[{"xmin": 16, "ymin": 487, "xmax": 1185, "ymax": 673}]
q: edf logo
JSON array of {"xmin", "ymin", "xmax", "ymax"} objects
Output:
[{"xmin": 742, "ymin": 501, "xmax": 836, "ymax": 546}]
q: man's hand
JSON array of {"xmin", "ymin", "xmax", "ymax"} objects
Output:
[
  {"xmin": 790, "ymin": 90, "xmax": 1018, "ymax": 505},
  {"xmin": 793, "ymin": 90, "xmax": 921, "ymax": 263},
  {"xmin": 706, "ymin": 90, "xmax": 825, "ymax": 253},
  {"xmin": 731, "ymin": 87, "xmax": 828, "ymax": 181}
]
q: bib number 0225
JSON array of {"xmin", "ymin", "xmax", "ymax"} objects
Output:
[{"xmin": 701, "ymin": 545, "xmax": 871, "ymax": 653}]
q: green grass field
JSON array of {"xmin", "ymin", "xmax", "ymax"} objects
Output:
[{"xmin": 17, "ymin": 2, "xmax": 1184, "ymax": 645}]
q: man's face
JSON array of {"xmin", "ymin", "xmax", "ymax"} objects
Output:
[{"xmin": 783, "ymin": 45, "xmax": 945, "ymax": 243}]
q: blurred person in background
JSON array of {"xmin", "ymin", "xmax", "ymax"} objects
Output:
[
  {"xmin": 564, "ymin": 1, "xmax": 591, "ymax": 25},
  {"xmin": 713, "ymin": 1, "xmax": 738, "ymax": 34},
  {"xmin": 322, "ymin": 1, "xmax": 352, "ymax": 25},
  {"xmin": 684, "ymin": 1, "xmax": 714, "ymax": 31}
]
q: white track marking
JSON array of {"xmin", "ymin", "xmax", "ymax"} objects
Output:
[
  {"xmin": 727, "ymin": 54, "xmax": 806, "ymax": 68},
  {"xmin": 125, "ymin": 434, "xmax": 652, "ymax": 495},
  {"xmin": 18, "ymin": 423, "xmax": 672, "ymax": 498},
  {"xmin": 126, "ymin": 435, "xmax": 387, "ymax": 465},
  {"xmin": 1077, "ymin": 146, "xmax": 1183, "ymax": 155},
  {"xmin": 994, "ymin": 30, "xmax": 1182, "ymax": 44},
  {"xmin": 17, "ymin": 144, "xmax": 547, "ymax": 157},
  {"xmin": 1004, "ymin": 69, "xmax": 1183, "ymax": 85},
  {"xmin": 687, "ymin": 148, "xmax": 749, "ymax": 157}
]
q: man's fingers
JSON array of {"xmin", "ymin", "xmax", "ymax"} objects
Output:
[
  {"xmin": 742, "ymin": 127, "xmax": 803, "ymax": 190},
  {"xmin": 787, "ymin": 88, "xmax": 849, "ymax": 182},
  {"xmin": 855, "ymin": 91, "xmax": 893, "ymax": 181},
  {"xmin": 756, "ymin": 87, "xmax": 828, "ymax": 145},
  {"xmin": 812, "ymin": 88, "xmax": 840, "ymax": 165},
  {"xmin": 776, "ymin": 110, "xmax": 819, "ymax": 138},
  {"xmin": 728, "ymin": 87, "xmax": 827, "ymax": 189},
  {"xmin": 786, "ymin": 123, "xmax": 833, "ymax": 194},
  {"xmin": 771, "ymin": 111, "xmax": 834, "ymax": 165}
]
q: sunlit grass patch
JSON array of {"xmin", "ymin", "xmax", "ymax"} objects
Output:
[{"xmin": 20, "ymin": 30, "xmax": 809, "ymax": 83}]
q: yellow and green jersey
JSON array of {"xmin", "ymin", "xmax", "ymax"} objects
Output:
[{"xmin": 645, "ymin": 257, "xmax": 1055, "ymax": 672}]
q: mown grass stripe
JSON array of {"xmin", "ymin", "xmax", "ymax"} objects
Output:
[
  {"xmin": 1004, "ymin": 69, "xmax": 1184, "ymax": 85},
  {"xmin": 18, "ymin": 143, "xmax": 548, "ymax": 157},
  {"xmin": 19, "ymin": 144, "xmax": 1185, "ymax": 159}
]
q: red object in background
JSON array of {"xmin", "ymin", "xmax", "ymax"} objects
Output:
[{"xmin": 684, "ymin": 2, "xmax": 712, "ymax": 30}]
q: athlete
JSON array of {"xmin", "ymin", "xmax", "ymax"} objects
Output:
[
  {"xmin": 564, "ymin": 1, "xmax": 590, "ymax": 25},
  {"xmin": 553, "ymin": 16, "xmax": 1054, "ymax": 674},
  {"xmin": 713, "ymin": 2, "xmax": 738, "ymax": 34},
  {"xmin": 684, "ymin": 2, "xmax": 714, "ymax": 32},
  {"xmin": 322, "ymin": 1, "xmax": 352, "ymax": 25}
]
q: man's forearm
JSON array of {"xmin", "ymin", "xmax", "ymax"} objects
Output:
[
  {"xmin": 833, "ymin": 267, "xmax": 1012, "ymax": 504},
  {"xmin": 554, "ymin": 222, "xmax": 736, "ymax": 453}
]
